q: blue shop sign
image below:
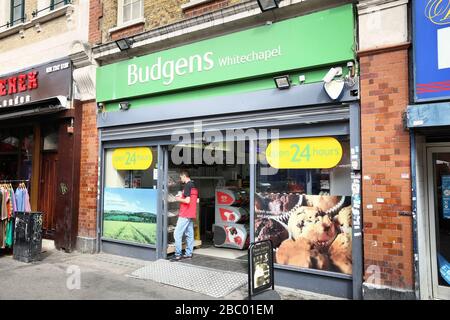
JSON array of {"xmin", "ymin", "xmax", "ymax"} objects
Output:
[{"xmin": 413, "ymin": 0, "xmax": 450, "ymax": 102}]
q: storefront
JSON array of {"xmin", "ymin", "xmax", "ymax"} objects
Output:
[
  {"xmin": 407, "ymin": 0, "xmax": 450, "ymax": 300},
  {"xmin": 0, "ymin": 58, "xmax": 81, "ymax": 252},
  {"xmin": 96, "ymin": 4, "xmax": 362, "ymax": 299}
]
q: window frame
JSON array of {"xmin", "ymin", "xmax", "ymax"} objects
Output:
[
  {"xmin": 50, "ymin": 0, "xmax": 69, "ymax": 11},
  {"xmin": 10, "ymin": 0, "xmax": 25, "ymax": 26},
  {"xmin": 118, "ymin": 0, "xmax": 143, "ymax": 26}
]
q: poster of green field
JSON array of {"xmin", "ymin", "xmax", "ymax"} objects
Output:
[{"xmin": 103, "ymin": 187, "xmax": 157, "ymax": 244}]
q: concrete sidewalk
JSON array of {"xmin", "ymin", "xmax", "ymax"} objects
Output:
[{"xmin": 0, "ymin": 240, "xmax": 341, "ymax": 300}]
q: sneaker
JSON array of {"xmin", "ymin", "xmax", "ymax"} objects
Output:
[
  {"xmin": 170, "ymin": 255, "xmax": 182, "ymax": 262},
  {"xmin": 182, "ymin": 255, "xmax": 192, "ymax": 260}
]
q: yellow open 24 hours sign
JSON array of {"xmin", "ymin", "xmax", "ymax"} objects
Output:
[
  {"xmin": 265, "ymin": 137, "xmax": 343, "ymax": 169},
  {"xmin": 112, "ymin": 147, "xmax": 153, "ymax": 170}
]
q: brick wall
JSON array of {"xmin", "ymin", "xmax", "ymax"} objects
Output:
[
  {"xmin": 183, "ymin": 0, "xmax": 230, "ymax": 18},
  {"xmin": 89, "ymin": 0, "xmax": 103, "ymax": 45},
  {"xmin": 94, "ymin": 0, "xmax": 243, "ymax": 43},
  {"xmin": 110, "ymin": 22, "xmax": 145, "ymax": 40},
  {"xmin": 360, "ymin": 47, "xmax": 414, "ymax": 290},
  {"xmin": 78, "ymin": 101, "xmax": 98, "ymax": 239}
]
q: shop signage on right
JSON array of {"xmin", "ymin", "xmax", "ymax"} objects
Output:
[
  {"xmin": 265, "ymin": 137, "xmax": 343, "ymax": 169},
  {"xmin": 413, "ymin": 0, "xmax": 450, "ymax": 102}
]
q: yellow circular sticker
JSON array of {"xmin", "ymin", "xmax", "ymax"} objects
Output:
[
  {"xmin": 112, "ymin": 147, "xmax": 153, "ymax": 170},
  {"xmin": 265, "ymin": 137, "xmax": 343, "ymax": 169}
]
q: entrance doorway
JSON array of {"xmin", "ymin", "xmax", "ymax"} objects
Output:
[
  {"xmin": 39, "ymin": 152, "xmax": 58, "ymax": 239},
  {"xmin": 427, "ymin": 146, "xmax": 450, "ymax": 299},
  {"xmin": 39, "ymin": 125, "xmax": 59, "ymax": 239},
  {"xmin": 164, "ymin": 142, "xmax": 250, "ymax": 267}
]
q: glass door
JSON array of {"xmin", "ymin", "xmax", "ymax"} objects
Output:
[{"xmin": 427, "ymin": 147, "xmax": 450, "ymax": 300}]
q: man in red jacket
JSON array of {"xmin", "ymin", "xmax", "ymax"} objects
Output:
[{"xmin": 171, "ymin": 169, "xmax": 198, "ymax": 261}]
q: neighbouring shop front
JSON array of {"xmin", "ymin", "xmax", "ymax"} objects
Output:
[
  {"xmin": 407, "ymin": 0, "xmax": 450, "ymax": 300},
  {"xmin": 96, "ymin": 4, "xmax": 362, "ymax": 299},
  {"xmin": 0, "ymin": 58, "xmax": 81, "ymax": 252}
]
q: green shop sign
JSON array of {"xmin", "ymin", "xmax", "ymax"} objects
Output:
[{"xmin": 96, "ymin": 4, "xmax": 355, "ymax": 103}]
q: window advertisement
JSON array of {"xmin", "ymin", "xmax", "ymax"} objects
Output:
[
  {"xmin": 413, "ymin": 0, "xmax": 450, "ymax": 102},
  {"xmin": 102, "ymin": 147, "xmax": 158, "ymax": 245},
  {"xmin": 255, "ymin": 138, "xmax": 352, "ymax": 275}
]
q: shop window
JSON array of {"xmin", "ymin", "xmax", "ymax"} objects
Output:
[
  {"xmin": 42, "ymin": 127, "xmax": 59, "ymax": 151},
  {"xmin": 10, "ymin": 0, "xmax": 25, "ymax": 26},
  {"xmin": 0, "ymin": 127, "xmax": 33, "ymax": 182},
  {"xmin": 118, "ymin": 0, "xmax": 143, "ymax": 26},
  {"xmin": 255, "ymin": 137, "xmax": 352, "ymax": 275},
  {"xmin": 103, "ymin": 147, "xmax": 158, "ymax": 245}
]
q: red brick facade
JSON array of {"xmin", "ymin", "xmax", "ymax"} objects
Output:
[
  {"xmin": 110, "ymin": 23, "xmax": 145, "ymax": 41},
  {"xmin": 183, "ymin": 0, "xmax": 230, "ymax": 18},
  {"xmin": 359, "ymin": 46, "xmax": 414, "ymax": 290},
  {"xmin": 89, "ymin": 0, "xmax": 103, "ymax": 45},
  {"xmin": 78, "ymin": 101, "xmax": 99, "ymax": 239}
]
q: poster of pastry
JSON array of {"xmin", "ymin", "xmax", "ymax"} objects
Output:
[{"xmin": 255, "ymin": 192, "xmax": 352, "ymax": 274}]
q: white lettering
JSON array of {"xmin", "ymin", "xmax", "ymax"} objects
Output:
[
  {"xmin": 139, "ymin": 66, "xmax": 150, "ymax": 83},
  {"xmin": 162, "ymin": 60, "xmax": 175, "ymax": 85},
  {"xmin": 189, "ymin": 54, "xmax": 203, "ymax": 73},
  {"xmin": 150, "ymin": 57, "xmax": 162, "ymax": 81},
  {"xmin": 128, "ymin": 64, "xmax": 138, "ymax": 85},
  {"xmin": 175, "ymin": 58, "xmax": 188, "ymax": 76},
  {"xmin": 203, "ymin": 52, "xmax": 214, "ymax": 70}
]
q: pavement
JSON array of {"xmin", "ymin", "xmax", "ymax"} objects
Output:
[{"xmin": 0, "ymin": 240, "xmax": 342, "ymax": 300}]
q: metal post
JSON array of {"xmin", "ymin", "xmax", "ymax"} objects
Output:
[
  {"xmin": 249, "ymin": 139, "xmax": 256, "ymax": 243},
  {"xmin": 410, "ymin": 132, "xmax": 421, "ymax": 300},
  {"xmin": 248, "ymin": 242, "xmax": 253, "ymax": 300}
]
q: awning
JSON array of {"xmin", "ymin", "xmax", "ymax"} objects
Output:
[
  {"xmin": 0, "ymin": 96, "xmax": 68, "ymax": 121},
  {"xmin": 406, "ymin": 102, "xmax": 450, "ymax": 128}
]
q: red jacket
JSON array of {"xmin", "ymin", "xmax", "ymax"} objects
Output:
[{"xmin": 179, "ymin": 186, "xmax": 198, "ymax": 219}]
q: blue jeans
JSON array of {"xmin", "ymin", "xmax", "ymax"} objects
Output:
[{"xmin": 174, "ymin": 217, "xmax": 194, "ymax": 257}]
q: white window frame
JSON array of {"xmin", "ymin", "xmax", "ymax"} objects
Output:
[
  {"xmin": 0, "ymin": 1, "xmax": 11, "ymax": 30},
  {"xmin": 118, "ymin": 0, "xmax": 144, "ymax": 27}
]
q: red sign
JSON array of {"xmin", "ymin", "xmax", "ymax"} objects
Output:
[
  {"xmin": 0, "ymin": 72, "xmax": 38, "ymax": 96},
  {"xmin": 219, "ymin": 208, "xmax": 236, "ymax": 222},
  {"xmin": 0, "ymin": 58, "xmax": 71, "ymax": 109},
  {"xmin": 216, "ymin": 191, "xmax": 234, "ymax": 205}
]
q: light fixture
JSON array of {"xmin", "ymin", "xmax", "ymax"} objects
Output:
[
  {"xmin": 97, "ymin": 102, "xmax": 105, "ymax": 113},
  {"xmin": 257, "ymin": 0, "xmax": 280, "ymax": 12},
  {"xmin": 115, "ymin": 37, "xmax": 134, "ymax": 51},
  {"xmin": 119, "ymin": 101, "xmax": 131, "ymax": 111},
  {"xmin": 273, "ymin": 75, "xmax": 291, "ymax": 90}
]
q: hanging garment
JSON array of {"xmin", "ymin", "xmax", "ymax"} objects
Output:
[
  {"xmin": 5, "ymin": 189, "xmax": 12, "ymax": 219},
  {"xmin": 24, "ymin": 188, "xmax": 31, "ymax": 212},
  {"xmin": 0, "ymin": 220, "xmax": 6, "ymax": 249},
  {"xmin": 9, "ymin": 187, "xmax": 16, "ymax": 214},
  {"xmin": 0, "ymin": 190, "xmax": 4, "ymax": 220},
  {"xmin": 1, "ymin": 188, "xmax": 7, "ymax": 220},
  {"xmin": 5, "ymin": 219, "xmax": 13, "ymax": 248},
  {"xmin": 15, "ymin": 188, "xmax": 24, "ymax": 212}
]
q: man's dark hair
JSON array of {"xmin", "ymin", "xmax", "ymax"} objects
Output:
[{"xmin": 180, "ymin": 169, "xmax": 190, "ymax": 178}]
